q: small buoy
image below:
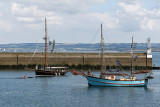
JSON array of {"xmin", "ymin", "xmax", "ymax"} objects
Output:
[
  {"xmin": 23, "ymin": 75, "xmax": 26, "ymax": 79},
  {"xmin": 59, "ymin": 73, "xmax": 60, "ymax": 75}
]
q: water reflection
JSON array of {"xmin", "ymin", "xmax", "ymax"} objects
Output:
[{"xmin": 86, "ymin": 86, "xmax": 155, "ymax": 106}]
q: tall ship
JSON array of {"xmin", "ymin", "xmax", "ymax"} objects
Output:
[
  {"xmin": 35, "ymin": 18, "xmax": 68, "ymax": 76},
  {"xmin": 72, "ymin": 24, "xmax": 151, "ymax": 87}
]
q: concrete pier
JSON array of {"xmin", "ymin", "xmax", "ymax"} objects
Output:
[{"xmin": 0, "ymin": 52, "xmax": 152, "ymax": 68}]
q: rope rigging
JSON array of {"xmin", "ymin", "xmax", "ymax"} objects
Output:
[{"xmin": 25, "ymin": 43, "xmax": 41, "ymax": 69}]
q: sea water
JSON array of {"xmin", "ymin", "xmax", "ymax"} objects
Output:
[{"xmin": 0, "ymin": 52, "xmax": 160, "ymax": 107}]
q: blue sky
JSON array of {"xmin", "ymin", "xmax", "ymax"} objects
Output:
[{"xmin": 0, "ymin": 0, "xmax": 160, "ymax": 44}]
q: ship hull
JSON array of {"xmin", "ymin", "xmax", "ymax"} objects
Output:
[
  {"xmin": 35, "ymin": 70, "xmax": 67, "ymax": 76},
  {"xmin": 87, "ymin": 76, "xmax": 148, "ymax": 87}
]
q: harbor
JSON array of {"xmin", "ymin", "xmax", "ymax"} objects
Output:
[
  {"xmin": 0, "ymin": 52, "xmax": 159, "ymax": 106},
  {"xmin": 0, "ymin": 0, "xmax": 160, "ymax": 106}
]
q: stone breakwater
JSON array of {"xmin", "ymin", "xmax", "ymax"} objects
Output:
[{"xmin": 0, "ymin": 52, "xmax": 152, "ymax": 69}]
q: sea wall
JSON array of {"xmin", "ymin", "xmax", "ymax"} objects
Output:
[{"xmin": 0, "ymin": 52, "xmax": 152, "ymax": 69}]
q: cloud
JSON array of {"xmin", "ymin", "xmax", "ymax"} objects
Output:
[
  {"xmin": 91, "ymin": 13, "xmax": 119, "ymax": 29},
  {"xmin": 16, "ymin": 17, "xmax": 35, "ymax": 22},
  {"xmin": 141, "ymin": 18, "xmax": 160, "ymax": 30},
  {"xmin": 0, "ymin": 20, "xmax": 12, "ymax": 31},
  {"xmin": 9, "ymin": 1, "xmax": 160, "ymax": 32},
  {"xmin": 118, "ymin": 2, "xmax": 142, "ymax": 14},
  {"xmin": 47, "ymin": 16, "xmax": 63, "ymax": 24},
  {"xmin": 11, "ymin": 2, "xmax": 54, "ymax": 17},
  {"xmin": 11, "ymin": 2, "xmax": 63, "ymax": 28},
  {"xmin": 10, "ymin": 0, "xmax": 107, "ymax": 14},
  {"xmin": 26, "ymin": 24, "xmax": 41, "ymax": 30},
  {"xmin": 118, "ymin": 1, "xmax": 160, "ymax": 31}
]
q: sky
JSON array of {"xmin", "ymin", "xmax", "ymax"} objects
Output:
[{"xmin": 0, "ymin": 0, "xmax": 160, "ymax": 44}]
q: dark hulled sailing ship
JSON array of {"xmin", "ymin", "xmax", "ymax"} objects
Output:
[{"xmin": 35, "ymin": 18, "xmax": 68, "ymax": 76}]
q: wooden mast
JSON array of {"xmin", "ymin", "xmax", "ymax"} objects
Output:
[
  {"xmin": 45, "ymin": 18, "xmax": 47, "ymax": 69},
  {"xmin": 131, "ymin": 37, "xmax": 134, "ymax": 77},
  {"xmin": 101, "ymin": 23, "xmax": 104, "ymax": 74}
]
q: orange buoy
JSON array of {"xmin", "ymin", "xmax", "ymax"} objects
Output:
[{"xmin": 23, "ymin": 75, "xmax": 26, "ymax": 79}]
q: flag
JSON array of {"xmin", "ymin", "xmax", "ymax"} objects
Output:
[
  {"xmin": 116, "ymin": 69, "xmax": 119, "ymax": 72},
  {"xmin": 134, "ymin": 55, "xmax": 139, "ymax": 61},
  {"xmin": 116, "ymin": 60, "xmax": 119, "ymax": 62},
  {"xmin": 116, "ymin": 60, "xmax": 121, "ymax": 66},
  {"xmin": 109, "ymin": 69, "xmax": 113, "ymax": 72}
]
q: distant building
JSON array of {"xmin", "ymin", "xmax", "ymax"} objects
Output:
[
  {"xmin": 146, "ymin": 38, "xmax": 152, "ymax": 58},
  {"xmin": 3, "ymin": 49, "xmax": 6, "ymax": 53}
]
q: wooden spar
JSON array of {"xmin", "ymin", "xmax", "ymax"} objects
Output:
[
  {"xmin": 134, "ymin": 70, "xmax": 150, "ymax": 74},
  {"xmin": 101, "ymin": 72, "xmax": 129, "ymax": 76},
  {"xmin": 101, "ymin": 23, "xmax": 104, "ymax": 74},
  {"xmin": 45, "ymin": 18, "xmax": 47, "ymax": 69},
  {"xmin": 71, "ymin": 69, "xmax": 80, "ymax": 75}
]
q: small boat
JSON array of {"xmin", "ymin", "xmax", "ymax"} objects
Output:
[
  {"xmin": 72, "ymin": 24, "xmax": 151, "ymax": 87},
  {"xmin": 35, "ymin": 18, "xmax": 68, "ymax": 76},
  {"xmin": 146, "ymin": 75, "xmax": 154, "ymax": 79}
]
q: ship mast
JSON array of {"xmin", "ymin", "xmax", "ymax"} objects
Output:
[
  {"xmin": 100, "ymin": 23, "xmax": 104, "ymax": 74},
  {"xmin": 45, "ymin": 18, "xmax": 47, "ymax": 69},
  {"xmin": 130, "ymin": 37, "xmax": 134, "ymax": 78}
]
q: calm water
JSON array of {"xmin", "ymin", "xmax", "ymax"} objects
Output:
[
  {"xmin": 152, "ymin": 52, "xmax": 160, "ymax": 67},
  {"xmin": 0, "ymin": 52, "xmax": 160, "ymax": 107}
]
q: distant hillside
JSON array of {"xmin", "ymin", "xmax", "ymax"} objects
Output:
[{"xmin": 0, "ymin": 43, "xmax": 159, "ymax": 53}]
